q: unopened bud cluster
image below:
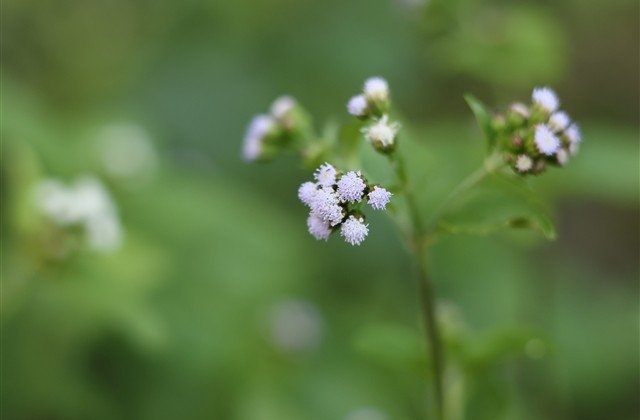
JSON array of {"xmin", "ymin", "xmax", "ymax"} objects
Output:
[
  {"xmin": 347, "ymin": 77, "xmax": 400, "ymax": 153},
  {"xmin": 242, "ymin": 95, "xmax": 305, "ymax": 162},
  {"xmin": 298, "ymin": 163, "xmax": 392, "ymax": 245},
  {"xmin": 495, "ymin": 87, "xmax": 582, "ymax": 175}
]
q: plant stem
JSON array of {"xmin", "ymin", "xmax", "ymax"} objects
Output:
[{"xmin": 392, "ymin": 150, "xmax": 444, "ymax": 420}]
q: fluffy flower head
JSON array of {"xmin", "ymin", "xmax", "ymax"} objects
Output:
[
  {"xmin": 242, "ymin": 114, "xmax": 274, "ymax": 161},
  {"xmin": 314, "ymin": 163, "xmax": 338, "ymax": 188},
  {"xmin": 307, "ymin": 214, "xmax": 332, "ymax": 241},
  {"xmin": 532, "ymin": 87, "xmax": 559, "ymax": 114},
  {"xmin": 310, "ymin": 188, "xmax": 343, "ymax": 226},
  {"xmin": 340, "ymin": 215, "xmax": 369, "ymax": 246},
  {"xmin": 556, "ymin": 149, "xmax": 569, "ymax": 166},
  {"xmin": 347, "ymin": 95, "xmax": 368, "ymax": 117},
  {"xmin": 298, "ymin": 181, "xmax": 318, "ymax": 207},
  {"xmin": 515, "ymin": 155, "xmax": 533, "ymax": 173},
  {"xmin": 270, "ymin": 95, "xmax": 296, "ymax": 119},
  {"xmin": 362, "ymin": 115, "xmax": 399, "ymax": 149},
  {"xmin": 337, "ymin": 171, "xmax": 366, "ymax": 203},
  {"xmin": 367, "ymin": 186, "xmax": 392, "ymax": 210},
  {"xmin": 363, "ymin": 77, "xmax": 389, "ymax": 103},
  {"xmin": 565, "ymin": 123, "xmax": 582, "ymax": 144},
  {"xmin": 549, "ymin": 111, "xmax": 570, "ymax": 132},
  {"xmin": 534, "ymin": 124, "xmax": 560, "ymax": 156}
]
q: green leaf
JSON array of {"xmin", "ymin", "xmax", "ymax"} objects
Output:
[
  {"xmin": 464, "ymin": 94, "xmax": 495, "ymax": 150},
  {"xmin": 353, "ymin": 322, "xmax": 427, "ymax": 373}
]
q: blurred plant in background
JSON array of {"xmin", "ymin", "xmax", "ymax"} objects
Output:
[{"xmin": 2, "ymin": 0, "xmax": 638, "ymax": 419}]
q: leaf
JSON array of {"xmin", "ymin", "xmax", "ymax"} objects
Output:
[
  {"xmin": 464, "ymin": 94, "xmax": 495, "ymax": 151},
  {"xmin": 435, "ymin": 172, "xmax": 557, "ymax": 240}
]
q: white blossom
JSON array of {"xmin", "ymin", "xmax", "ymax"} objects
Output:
[
  {"xmin": 510, "ymin": 102, "xmax": 530, "ymax": 119},
  {"xmin": 268, "ymin": 299, "xmax": 324, "ymax": 353},
  {"xmin": 532, "ymin": 87, "xmax": 559, "ymax": 113},
  {"xmin": 363, "ymin": 77, "xmax": 389, "ymax": 103},
  {"xmin": 515, "ymin": 155, "xmax": 533, "ymax": 173},
  {"xmin": 270, "ymin": 95, "xmax": 296, "ymax": 119},
  {"xmin": 340, "ymin": 215, "xmax": 369, "ymax": 246},
  {"xmin": 336, "ymin": 171, "xmax": 366, "ymax": 203},
  {"xmin": 361, "ymin": 115, "xmax": 400, "ymax": 148},
  {"xmin": 347, "ymin": 94, "xmax": 368, "ymax": 117},
  {"xmin": 314, "ymin": 162, "xmax": 338, "ymax": 188},
  {"xmin": 534, "ymin": 124, "xmax": 560, "ymax": 156},
  {"xmin": 298, "ymin": 181, "xmax": 318, "ymax": 207},
  {"xmin": 310, "ymin": 188, "xmax": 344, "ymax": 226},
  {"xmin": 368, "ymin": 186, "xmax": 392, "ymax": 210},
  {"xmin": 242, "ymin": 114, "xmax": 274, "ymax": 162},
  {"xmin": 565, "ymin": 123, "xmax": 582, "ymax": 144},
  {"xmin": 307, "ymin": 214, "xmax": 332, "ymax": 241},
  {"xmin": 556, "ymin": 149, "xmax": 569, "ymax": 166},
  {"xmin": 549, "ymin": 111, "xmax": 571, "ymax": 132}
]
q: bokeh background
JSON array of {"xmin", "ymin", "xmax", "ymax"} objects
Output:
[{"xmin": 2, "ymin": 0, "xmax": 638, "ymax": 419}]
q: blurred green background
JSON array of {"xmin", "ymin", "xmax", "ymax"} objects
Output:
[{"xmin": 2, "ymin": 0, "xmax": 638, "ymax": 419}]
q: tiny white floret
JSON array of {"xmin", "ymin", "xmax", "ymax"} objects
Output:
[
  {"xmin": 368, "ymin": 186, "xmax": 392, "ymax": 210},
  {"xmin": 510, "ymin": 102, "xmax": 530, "ymax": 119},
  {"xmin": 534, "ymin": 124, "xmax": 560, "ymax": 156},
  {"xmin": 336, "ymin": 171, "xmax": 366, "ymax": 203},
  {"xmin": 298, "ymin": 181, "xmax": 318, "ymax": 207},
  {"xmin": 532, "ymin": 87, "xmax": 559, "ymax": 113},
  {"xmin": 361, "ymin": 115, "xmax": 400, "ymax": 148},
  {"xmin": 314, "ymin": 163, "xmax": 338, "ymax": 188},
  {"xmin": 310, "ymin": 188, "xmax": 343, "ymax": 226},
  {"xmin": 515, "ymin": 155, "xmax": 533, "ymax": 173},
  {"xmin": 340, "ymin": 215, "xmax": 369, "ymax": 246},
  {"xmin": 565, "ymin": 123, "xmax": 582, "ymax": 144},
  {"xmin": 307, "ymin": 214, "xmax": 332, "ymax": 241},
  {"xmin": 363, "ymin": 77, "xmax": 389, "ymax": 103},
  {"xmin": 347, "ymin": 95, "xmax": 368, "ymax": 117},
  {"xmin": 549, "ymin": 111, "xmax": 571, "ymax": 132},
  {"xmin": 270, "ymin": 95, "xmax": 296, "ymax": 119},
  {"xmin": 242, "ymin": 114, "xmax": 274, "ymax": 161}
]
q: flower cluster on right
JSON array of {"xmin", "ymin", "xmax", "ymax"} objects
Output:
[
  {"xmin": 497, "ymin": 87, "xmax": 582, "ymax": 175},
  {"xmin": 298, "ymin": 163, "xmax": 392, "ymax": 246}
]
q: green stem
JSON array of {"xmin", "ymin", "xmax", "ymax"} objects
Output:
[{"xmin": 392, "ymin": 150, "xmax": 444, "ymax": 420}]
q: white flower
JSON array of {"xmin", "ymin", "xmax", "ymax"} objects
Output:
[
  {"xmin": 565, "ymin": 123, "xmax": 582, "ymax": 144},
  {"xmin": 515, "ymin": 155, "xmax": 533, "ymax": 173},
  {"xmin": 340, "ymin": 215, "xmax": 369, "ymax": 246},
  {"xmin": 298, "ymin": 181, "xmax": 318, "ymax": 207},
  {"xmin": 85, "ymin": 212, "xmax": 122, "ymax": 251},
  {"xmin": 270, "ymin": 95, "xmax": 295, "ymax": 119},
  {"xmin": 314, "ymin": 162, "xmax": 338, "ymax": 188},
  {"xmin": 307, "ymin": 214, "xmax": 332, "ymax": 241},
  {"xmin": 242, "ymin": 114, "xmax": 275, "ymax": 161},
  {"xmin": 310, "ymin": 188, "xmax": 344, "ymax": 226},
  {"xmin": 556, "ymin": 149, "xmax": 569, "ymax": 166},
  {"xmin": 534, "ymin": 124, "xmax": 560, "ymax": 156},
  {"xmin": 361, "ymin": 115, "xmax": 400, "ymax": 148},
  {"xmin": 363, "ymin": 77, "xmax": 389, "ymax": 103},
  {"xmin": 35, "ymin": 179, "xmax": 82, "ymax": 225},
  {"xmin": 510, "ymin": 102, "xmax": 530, "ymax": 119},
  {"xmin": 336, "ymin": 171, "xmax": 366, "ymax": 203},
  {"xmin": 347, "ymin": 94, "xmax": 368, "ymax": 117},
  {"xmin": 532, "ymin": 87, "xmax": 559, "ymax": 114},
  {"xmin": 368, "ymin": 186, "xmax": 392, "ymax": 210},
  {"xmin": 268, "ymin": 299, "xmax": 324, "ymax": 353},
  {"xmin": 549, "ymin": 111, "xmax": 570, "ymax": 132}
]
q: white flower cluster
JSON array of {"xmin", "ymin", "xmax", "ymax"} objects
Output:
[
  {"xmin": 242, "ymin": 95, "xmax": 298, "ymax": 162},
  {"xmin": 298, "ymin": 163, "xmax": 392, "ymax": 245},
  {"xmin": 505, "ymin": 87, "xmax": 582, "ymax": 175},
  {"xmin": 34, "ymin": 176, "xmax": 123, "ymax": 251}
]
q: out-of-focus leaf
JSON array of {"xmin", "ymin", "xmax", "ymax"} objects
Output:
[
  {"xmin": 464, "ymin": 94, "xmax": 495, "ymax": 150},
  {"xmin": 353, "ymin": 322, "xmax": 427, "ymax": 373}
]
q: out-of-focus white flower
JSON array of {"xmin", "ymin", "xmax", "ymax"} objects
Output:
[
  {"xmin": 85, "ymin": 212, "xmax": 122, "ymax": 251},
  {"xmin": 569, "ymin": 141, "xmax": 580, "ymax": 156},
  {"xmin": 361, "ymin": 115, "xmax": 400, "ymax": 149},
  {"xmin": 534, "ymin": 124, "xmax": 560, "ymax": 156},
  {"xmin": 337, "ymin": 171, "xmax": 366, "ymax": 203},
  {"xmin": 532, "ymin": 87, "xmax": 559, "ymax": 114},
  {"xmin": 515, "ymin": 155, "xmax": 533, "ymax": 173},
  {"xmin": 307, "ymin": 214, "xmax": 332, "ymax": 241},
  {"xmin": 270, "ymin": 95, "xmax": 296, "ymax": 119},
  {"xmin": 35, "ymin": 179, "xmax": 83, "ymax": 225},
  {"xmin": 242, "ymin": 114, "xmax": 275, "ymax": 162},
  {"xmin": 310, "ymin": 188, "xmax": 344, "ymax": 226},
  {"xmin": 556, "ymin": 149, "xmax": 569, "ymax": 166},
  {"xmin": 345, "ymin": 406, "xmax": 388, "ymax": 420},
  {"xmin": 268, "ymin": 299, "xmax": 324, "ymax": 353},
  {"xmin": 298, "ymin": 181, "xmax": 318, "ymax": 207},
  {"xmin": 548, "ymin": 111, "xmax": 570, "ymax": 132},
  {"xmin": 565, "ymin": 123, "xmax": 582, "ymax": 144},
  {"xmin": 510, "ymin": 102, "xmax": 530, "ymax": 119},
  {"xmin": 367, "ymin": 186, "xmax": 392, "ymax": 210},
  {"xmin": 347, "ymin": 95, "xmax": 368, "ymax": 117},
  {"xmin": 363, "ymin": 77, "xmax": 389, "ymax": 103},
  {"xmin": 96, "ymin": 123, "xmax": 157, "ymax": 181},
  {"xmin": 340, "ymin": 215, "xmax": 369, "ymax": 246},
  {"xmin": 314, "ymin": 162, "xmax": 338, "ymax": 188}
]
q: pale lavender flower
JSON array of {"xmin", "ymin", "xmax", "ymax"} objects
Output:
[
  {"xmin": 310, "ymin": 188, "xmax": 344, "ymax": 226},
  {"xmin": 532, "ymin": 87, "xmax": 559, "ymax": 113},
  {"xmin": 363, "ymin": 77, "xmax": 389, "ymax": 103},
  {"xmin": 307, "ymin": 214, "xmax": 332, "ymax": 241},
  {"xmin": 340, "ymin": 215, "xmax": 369, "ymax": 246},
  {"xmin": 549, "ymin": 111, "xmax": 570, "ymax": 132},
  {"xmin": 270, "ymin": 95, "xmax": 296, "ymax": 119},
  {"xmin": 336, "ymin": 171, "xmax": 366, "ymax": 203},
  {"xmin": 367, "ymin": 186, "xmax": 392, "ymax": 210},
  {"xmin": 314, "ymin": 162, "xmax": 338, "ymax": 188},
  {"xmin": 347, "ymin": 94, "xmax": 368, "ymax": 117},
  {"xmin": 298, "ymin": 181, "xmax": 318, "ymax": 207},
  {"xmin": 565, "ymin": 123, "xmax": 582, "ymax": 144},
  {"xmin": 242, "ymin": 114, "xmax": 275, "ymax": 161},
  {"xmin": 534, "ymin": 124, "xmax": 560, "ymax": 156}
]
